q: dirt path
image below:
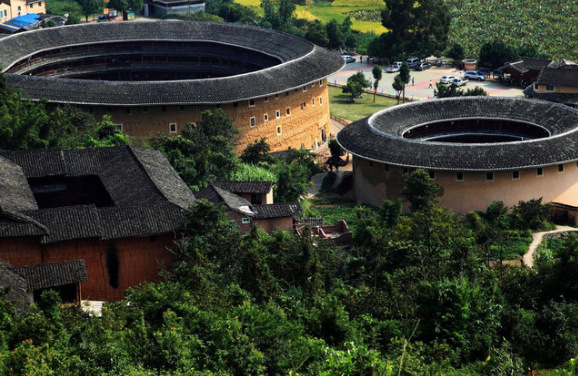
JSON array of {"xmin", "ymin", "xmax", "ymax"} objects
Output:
[{"xmin": 523, "ymin": 226, "xmax": 577, "ymax": 267}]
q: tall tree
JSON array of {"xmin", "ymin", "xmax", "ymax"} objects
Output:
[
  {"xmin": 78, "ymin": 0, "xmax": 103, "ymax": 21},
  {"xmin": 479, "ymin": 40, "xmax": 517, "ymax": 69},
  {"xmin": 398, "ymin": 62, "xmax": 411, "ymax": 103},
  {"xmin": 380, "ymin": 0, "xmax": 451, "ymax": 60},
  {"xmin": 401, "ymin": 169, "xmax": 440, "ymax": 212},
  {"xmin": 371, "ymin": 65, "xmax": 382, "ymax": 103}
]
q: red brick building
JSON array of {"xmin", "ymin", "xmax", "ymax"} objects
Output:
[{"xmin": 0, "ymin": 146, "xmax": 195, "ymax": 302}]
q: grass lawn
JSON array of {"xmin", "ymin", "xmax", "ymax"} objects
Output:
[
  {"xmin": 303, "ymin": 196, "xmax": 378, "ymax": 234},
  {"xmin": 46, "ymin": 0, "xmax": 82, "ymax": 17},
  {"xmin": 328, "ymin": 86, "xmax": 397, "ymax": 122}
]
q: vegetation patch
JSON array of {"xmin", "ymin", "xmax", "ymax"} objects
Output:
[
  {"xmin": 46, "ymin": 0, "xmax": 82, "ymax": 17},
  {"xmin": 349, "ymin": 9, "xmax": 382, "ymax": 22},
  {"xmin": 328, "ymin": 86, "xmax": 397, "ymax": 122}
]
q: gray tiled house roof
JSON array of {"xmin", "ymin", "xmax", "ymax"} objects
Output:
[
  {"xmin": 0, "ymin": 22, "xmax": 344, "ymax": 106},
  {"xmin": 16, "ymin": 259, "xmax": 88, "ymax": 291},
  {"xmin": 196, "ymin": 185, "xmax": 253, "ymax": 215},
  {"xmin": 253, "ymin": 203, "xmax": 302, "ymax": 219},
  {"xmin": 0, "ymin": 258, "xmax": 29, "ymax": 309},
  {"xmin": 337, "ymin": 97, "xmax": 578, "ymax": 171},
  {"xmin": 535, "ymin": 60, "xmax": 578, "ymax": 87},
  {"xmin": 212, "ymin": 181, "xmax": 274, "ymax": 195},
  {"xmin": 0, "ymin": 146, "xmax": 195, "ymax": 243}
]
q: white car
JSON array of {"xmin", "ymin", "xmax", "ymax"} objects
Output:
[
  {"xmin": 452, "ymin": 77, "xmax": 468, "ymax": 86},
  {"xmin": 385, "ymin": 65, "xmax": 400, "ymax": 73},
  {"xmin": 440, "ymin": 75, "xmax": 456, "ymax": 84}
]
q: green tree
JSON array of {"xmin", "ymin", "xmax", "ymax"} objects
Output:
[
  {"xmin": 305, "ymin": 20, "xmax": 329, "ymax": 46},
  {"xmin": 342, "ymin": 71, "xmax": 369, "ymax": 101},
  {"xmin": 434, "ymin": 82, "xmax": 463, "ymax": 98},
  {"xmin": 325, "ymin": 19, "xmax": 343, "ymax": 50},
  {"xmin": 241, "ymin": 137, "xmax": 273, "ymax": 165},
  {"xmin": 78, "ymin": 0, "xmax": 103, "ymax": 21},
  {"xmin": 463, "ymin": 86, "xmax": 488, "ymax": 96},
  {"xmin": 371, "ymin": 65, "xmax": 382, "ymax": 103},
  {"xmin": 446, "ymin": 43, "xmax": 465, "ymax": 65},
  {"xmin": 479, "ymin": 40, "xmax": 517, "ymax": 70},
  {"xmin": 65, "ymin": 13, "xmax": 81, "ymax": 24},
  {"xmin": 380, "ymin": 0, "xmax": 451, "ymax": 60},
  {"xmin": 399, "ymin": 62, "xmax": 411, "ymax": 103},
  {"xmin": 401, "ymin": 169, "xmax": 440, "ymax": 212},
  {"xmin": 392, "ymin": 74, "xmax": 404, "ymax": 104}
]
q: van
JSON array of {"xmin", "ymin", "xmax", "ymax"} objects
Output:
[{"xmin": 406, "ymin": 57, "xmax": 421, "ymax": 67}]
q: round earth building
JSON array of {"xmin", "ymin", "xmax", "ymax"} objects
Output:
[
  {"xmin": 337, "ymin": 97, "xmax": 578, "ymax": 223},
  {"xmin": 0, "ymin": 21, "xmax": 344, "ymax": 152}
]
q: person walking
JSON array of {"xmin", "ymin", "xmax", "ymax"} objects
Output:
[
  {"xmin": 428, "ymin": 80, "xmax": 433, "ymax": 89},
  {"xmin": 412, "ymin": 77, "xmax": 415, "ymax": 86}
]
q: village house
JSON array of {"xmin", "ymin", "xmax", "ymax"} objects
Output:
[{"xmin": 0, "ymin": 146, "xmax": 196, "ymax": 302}]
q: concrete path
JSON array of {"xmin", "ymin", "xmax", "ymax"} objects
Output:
[
  {"xmin": 307, "ymin": 173, "xmax": 327, "ymax": 198},
  {"xmin": 523, "ymin": 225, "xmax": 577, "ymax": 268}
]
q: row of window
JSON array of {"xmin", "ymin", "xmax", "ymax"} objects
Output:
[
  {"xmin": 534, "ymin": 83, "xmax": 555, "ymax": 91},
  {"xmin": 249, "ymin": 97, "xmax": 323, "ymax": 127},
  {"xmin": 379, "ymin": 163, "xmax": 575, "ymax": 181},
  {"xmin": 248, "ymin": 81, "xmax": 325, "ymax": 107}
]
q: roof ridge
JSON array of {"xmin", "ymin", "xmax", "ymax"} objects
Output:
[
  {"xmin": 126, "ymin": 145, "xmax": 170, "ymax": 202},
  {"xmin": 1, "ymin": 209, "xmax": 50, "ymax": 235}
]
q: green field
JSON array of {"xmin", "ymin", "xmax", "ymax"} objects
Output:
[
  {"xmin": 46, "ymin": 0, "xmax": 82, "ymax": 17},
  {"xmin": 328, "ymin": 86, "xmax": 397, "ymax": 122}
]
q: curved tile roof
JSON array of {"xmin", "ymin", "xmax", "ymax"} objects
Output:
[
  {"xmin": 337, "ymin": 97, "xmax": 578, "ymax": 171},
  {"xmin": 1, "ymin": 21, "xmax": 344, "ymax": 106}
]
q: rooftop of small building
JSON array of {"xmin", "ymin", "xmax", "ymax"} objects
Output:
[{"xmin": 0, "ymin": 146, "xmax": 195, "ymax": 243}]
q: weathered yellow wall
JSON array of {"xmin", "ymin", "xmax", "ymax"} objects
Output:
[
  {"xmin": 83, "ymin": 80, "xmax": 331, "ymax": 153},
  {"xmin": 533, "ymin": 85, "xmax": 578, "ymax": 94},
  {"xmin": 353, "ymin": 156, "xmax": 578, "ymax": 213}
]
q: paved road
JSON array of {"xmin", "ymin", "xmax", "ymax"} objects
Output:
[
  {"xmin": 329, "ymin": 58, "xmax": 524, "ymax": 101},
  {"xmin": 523, "ymin": 226, "xmax": 578, "ymax": 268}
]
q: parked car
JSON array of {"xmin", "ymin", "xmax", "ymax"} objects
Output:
[
  {"xmin": 385, "ymin": 65, "xmax": 400, "ymax": 73},
  {"xmin": 341, "ymin": 55, "xmax": 355, "ymax": 63},
  {"xmin": 440, "ymin": 75, "xmax": 456, "ymax": 84},
  {"xmin": 452, "ymin": 77, "xmax": 468, "ymax": 86},
  {"xmin": 464, "ymin": 70, "xmax": 486, "ymax": 81},
  {"xmin": 406, "ymin": 57, "xmax": 421, "ymax": 68},
  {"xmin": 414, "ymin": 62, "xmax": 432, "ymax": 71}
]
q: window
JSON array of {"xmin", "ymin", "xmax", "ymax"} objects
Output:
[
  {"xmin": 115, "ymin": 124, "xmax": 123, "ymax": 132},
  {"xmin": 161, "ymin": 106, "xmax": 167, "ymax": 112},
  {"xmin": 250, "ymin": 117, "xmax": 256, "ymax": 127},
  {"xmin": 275, "ymin": 94, "xmax": 279, "ymax": 99},
  {"xmin": 30, "ymin": 3, "xmax": 33, "ymax": 8},
  {"xmin": 384, "ymin": 164, "xmax": 389, "ymax": 172},
  {"xmin": 264, "ymin": 114, "xmax": 269, "ymax": 122},
  {"xmin": 197, "ymin": 105, "xmax": 202, "ymax": 113},
  {"xmin": 456, "ymin": 172, "xmax": 464, "ymax": 181},
  {"xmin": 88, "ymin": 106, "xmax": 94, "ymax": 113},
  {"xmin": 486, "ymin": 172, "xmax": 494, "ymax": 181},
  {"xmin": 311, "ymin": 82, "xmax": 315, "ymax": 87},
  {"xmin": 233, "ymin": 102, "xmax": 238, "ymax": 108},
  {"xmin": 276, "ymin": 126, "xmax": 282, "ymax": 135},
  {"xmin": 429, "ymin": 170, "xmax": 436, "ymax": 180},
  {"xmin": 286, "ymin": 107, "xmax": 291, "ymax": 115},
  {"xmin": 319, "ymin": 80, "xmax": 324, "ymax": 86},
  {"xmin": 319, "ymin": 97, "xmax": 323, "ymax": 106},
  {"xmin": 311, "ymin": 97, "xmax": 315, "ymax": 106},
  {"xmin": 302, "ymin": 86, "xmax": 307, "ymax": 92},
  {"xmin": 17, "ymin": 5, "xmax": 21, "ymax": 10},
  {"xmin": 559, "ymin": 164, "xmax": 564, "ymax": 172},
  {"xmin": 241, "ymin": 217, "xmax": 251, "ymax": 224},
  {"xmin": 537, "ymin": 167, "xmax": 543, "ymax": 176},
  {"xmin": 534, "ymin": 83, "xmax": 539, "ymax": 90},
  {"xmin": 142, "ymin": 106, "xmax": 148, "ymax": 113},
  {"xmin": 512, "ymin": 170, "xmax": 520, "ymax": 180},
  {"xmin": 107, "ymin": 106, "xmax": 112, "ymax": 113},
  {"xmin": 180, "ymin": 105, "xmax": 185, "ymax": 112},
  {"xmin": 275, "ymin": 110, "xmax": 281, "ymax": 119},
  {"xmin": 125, "ymin": 107, "xmax": 131, "ymax": 115},
  {"xmin": 264, "ymin": 96, "xmax": 269, "ymax": 102},
  {"xmin": 546, "ymin": 84, "xmax": 555, "ymax": 92},
  {"xmin": 285, "ymin": 91, "xmax": 289, "ymax": 96},
  {"xmin": 39, "ymin": 2, "xmax": 42, "ymax": 5},
  {"xmin": 248, "ymin": 99, "xmax": 255, "ymax": 107},
  {"xmin": 169, "ymin": 123, "xmax": 177, "ymax": 133}
]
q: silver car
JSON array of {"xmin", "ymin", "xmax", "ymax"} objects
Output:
[{"xmin": 464, "ymin": 70, "xmax": 486, "ymax": 81}]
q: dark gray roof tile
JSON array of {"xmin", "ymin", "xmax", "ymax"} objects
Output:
[
  {"xmin": 16, "ymin": 259, "xmax": 88, "ymax": 290},
  {"xmin": 212, "ymin": 181, "xmax": 274, "ymax": 195},
  {"xmin": 253, "ymin": 202, "xmax": 301, "ymax": 219}
]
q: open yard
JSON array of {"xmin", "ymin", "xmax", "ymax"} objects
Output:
[{"xmin": 328, "ymin": 85, "xmax": 397, "ymax": 122}]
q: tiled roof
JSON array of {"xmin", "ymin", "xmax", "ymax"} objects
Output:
[
  {"xmin": 212, "ymin": 181, "xmax": 274, "ymax": 195},
  {"xmin": 16, "ymin": 259, "xmax": 88, "ymax": 291},
  {"xmin": 0, "ymin": 258, "xmax": 29, "ymax": 309},
  {"xmin": 1, "ymin": 22, "xmax": 344, "ymax": 106},
  {"xmin": 535, "ymin": 60, "xmax": 578, "ymax": 87},
  {"xmin": 196, "ymin": 185, "xmax": 253, "ymax": 215},
  {"xmin": 253, "ymin": 203, "xmax": 301, "ymax": 219},
  {"xmin": 0, "ymin": 146, "xmax": 195, "ymax": 241},
  {"xmin": 500, "ymin": 57, "xmax": 552, "ymax": 73},
  {"xmin": 337, "ymin": 97, "xmax": 578, "ymax": 171}
]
